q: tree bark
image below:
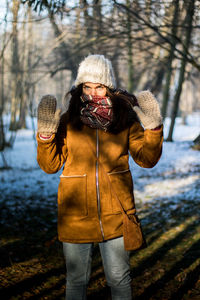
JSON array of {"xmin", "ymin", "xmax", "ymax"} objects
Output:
[
  {"xmin": 81, "ymin": 0, "xmax": 93, "ymax": 37},
  {"xmin": 93, "ymin": 0, "xmax": 103, "ymax": 52},
  {"xmin": 0, "ymin": 0, "xmax": 9, "ymax": 152},
  {"xmin": 93, "ymin": 0, "xmax": 102, "ymax": 37},
  {"xmin": 126, "ymin": 0, "xmax": 134, "ymax": 93},
  {"xmin": 48, "ymin": 9, "xmax": 77, "ymax": 79},
  {"xmin": 166, "ymin": 0, "xmax": 195, "ymax": 141},
  {"xmin": 18, "ymin": 6, "xmax": 27, "ymax": 129},
  {"xmin": 192, "ymin": 134, "xmax": 200, "ymax": 150},
  {"xmin": 161, "ymin": 0, "xmax": 179, "ymax": 121},
  {"xmin": 10, "ymin": 0, "xmax": 21, "ymax": 131}
]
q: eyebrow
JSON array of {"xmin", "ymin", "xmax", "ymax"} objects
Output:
[{"xmin": 83, "ymin": 84, "xmax": 103, "ymax": 88}]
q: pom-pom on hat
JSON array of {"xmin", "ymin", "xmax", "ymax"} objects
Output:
[{"xmin": 74, "ymin": 54, "xmax": 116, "ymax": 89}]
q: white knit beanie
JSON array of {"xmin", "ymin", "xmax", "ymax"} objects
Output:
[{"xmin": 74, "ymin": 54, "xmax": 116, "ymax": 89}]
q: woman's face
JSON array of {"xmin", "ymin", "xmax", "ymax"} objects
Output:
[{"xmin": 82, "ymin": 82, "xmax": 107, "ymax": 97}]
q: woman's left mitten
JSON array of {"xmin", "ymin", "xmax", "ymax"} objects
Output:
[{"xmin": 133, "ymin": 90, "xmax": 162, "ymax": 129}]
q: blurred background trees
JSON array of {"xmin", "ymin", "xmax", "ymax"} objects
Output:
[{"xmin": 0, "ymin": 0, "xmax": 200, "ymax": 153}]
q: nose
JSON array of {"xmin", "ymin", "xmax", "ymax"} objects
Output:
[{"xmin": 90, "ymin": 88, "xmax": 97, "ymax": 96}]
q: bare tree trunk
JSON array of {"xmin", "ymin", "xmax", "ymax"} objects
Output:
[
  {"xmin": 75, "ymin": 1, "xmax": 81, "ymax": 40},
  {"xmin": 93, "ymin": 0, "xmax": 103, "ymax": 52},
  {"xmin": 150, "ymin": 65, "xmax": 166, "ymax": 95},
  {"xmin": 26, "ymin": 6, "xmax": 34, "ymax": 103},
  {"xmin": 112, "ymin": 50, "xmax": 121, "ymax": 87},
  {"xmin": 93, "ymin": 0, "xmax": 102, "ymax": 37},
  {"xmin": 25, "ymin": 6, "xmax": 37, "ymax": 141},
  {"xmin": 18, "ymin": 6, "xmax": 27, "ymax": 129},
  {"xmin": 192, "ymin": 134, "xmax": 200, "ymax": 150},
  {"xmin": 0, "ymin": 0, "xmax": 9, "ymax": 152},
  {"xmin": 48, "ymin": 9, "xmax": 77, "ymax": 79},
  {"xmin": 10, "ymin": 0, "xmax": 21, "ymax": 131},
  {"xmin": 161, "ymin": 0, "xmax": 179, "ymax": 120},
  {"xmin": 166, "ymin": 0, "xmax": 195, "ymax": 141},
  {"xmin": 80, "ymin": 0, "xmax": 93, "ymax": 37},
  {"xmin": 126, "ymin": 0, "xmax": 134, "ymax": 93}
]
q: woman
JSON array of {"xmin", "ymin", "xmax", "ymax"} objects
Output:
[{"xmin": 37, "ymin": 54, "xmax": 163, "ymax": 300}]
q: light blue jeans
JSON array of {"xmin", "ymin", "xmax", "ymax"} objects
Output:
[{"xmin": 63, "ymin": 236, "xmax": 132, "ymax": 300}]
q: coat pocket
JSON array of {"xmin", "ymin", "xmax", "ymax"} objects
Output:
[
  {"xmin": 107, "ymin": 169, "xmax": 135, "ymax": 213},
  {"xmin": 58, "ymin": 174, "xmax": 87, "ymax": 216}
]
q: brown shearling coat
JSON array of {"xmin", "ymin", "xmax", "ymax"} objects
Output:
[{"xmin": 37, "ymin": 113, "xmax": 163, "ymax": 243}]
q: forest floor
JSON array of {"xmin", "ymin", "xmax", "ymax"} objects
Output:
[{"xmin": 0, "ymin": 115, "xmax": 200, "ymax": 300}]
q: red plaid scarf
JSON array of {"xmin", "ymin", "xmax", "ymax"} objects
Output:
[{"xmin": 80, "ymin": 95, "xmax": 113, "ymax": 131}]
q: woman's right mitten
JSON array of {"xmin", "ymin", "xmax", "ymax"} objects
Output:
[{"xmin": 37, "ymin": 95, "xmax": 61, "ymax": 136}]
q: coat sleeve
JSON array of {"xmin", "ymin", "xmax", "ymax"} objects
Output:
[
  {"xmin": 36, "ymin": 113, "xmax": 68, "ymax": 174},
  {"xmin": 128, "ymin": 122, "xmax": 163, "ymax": 168}
]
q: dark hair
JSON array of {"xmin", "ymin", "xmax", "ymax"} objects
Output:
[
  {"xmin": 106, "ymin": 88, "xmax": 139, "ymax": 133},
  {"xmin": 65, "ymin": 84, "xmax": 139, "ymax": 133},
  {"xmin": 64, "ymin": 84, "xmax": 83, "ymax": 130}
]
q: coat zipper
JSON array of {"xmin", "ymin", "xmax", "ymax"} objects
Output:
[{"xmin": 96, "ymin": 129, "xmax": 104, "ymax": 239}]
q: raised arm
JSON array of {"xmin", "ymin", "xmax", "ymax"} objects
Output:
[
  {"xmin": 36, "ymin": 95, "xmax": 68, "ymax": 174},
  {"xmin": 129, "ymin": 91, "xmax": 163, "ymax": 168}
]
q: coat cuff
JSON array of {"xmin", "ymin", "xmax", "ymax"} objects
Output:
[
  {"xmin": 151, "ymin": 125, "xmax": 162, "ymax": 131},
  {"xmin": 36, "ymin": 133, "xmax": 55, "ymax": 143},
  {"xmin": 39, "ymin": 134, "xmax": 53, "ymax": 140}
]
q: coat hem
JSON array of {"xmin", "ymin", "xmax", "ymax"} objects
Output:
[{"xmin": 58, "ymin": 232, "xmax": 123, "ymax": 244}]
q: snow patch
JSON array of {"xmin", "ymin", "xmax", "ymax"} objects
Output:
[{"xmin": 0, "ymin": 114, "xmax": 199, "ymax": 219}]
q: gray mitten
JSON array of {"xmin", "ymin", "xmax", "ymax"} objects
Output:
[
  {"xmin": 133, "ymin": 90, "xmax": 162, "ymax": 129},
  {"xmin": 37, "ymin": 95, "xmax": 61, "ymax": 136}
]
